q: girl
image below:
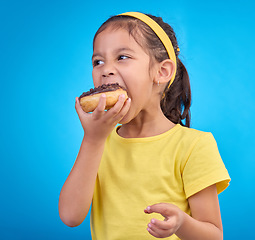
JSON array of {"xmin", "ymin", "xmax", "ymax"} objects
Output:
[{"xmin": 59, "ymin": 12, "xmax": 230, "ymax": 240}]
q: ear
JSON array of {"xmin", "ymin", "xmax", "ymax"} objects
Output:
[{"xmin": 155, "ymin": 59, "xmax": 176, "ymax": 85}]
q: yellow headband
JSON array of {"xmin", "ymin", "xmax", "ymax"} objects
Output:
[{"xmin": 119, "ymin": 12, "xmax": 177, "ymax": 88}]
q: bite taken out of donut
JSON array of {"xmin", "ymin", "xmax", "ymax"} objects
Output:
[{"xmin": 79, "ymin": 83, "xmax": 128, "ymax": 113}]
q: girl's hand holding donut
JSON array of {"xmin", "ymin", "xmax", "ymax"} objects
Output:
[{"xmin": 75, "ymin": 92, "xmax": 131, "ymax": 143}]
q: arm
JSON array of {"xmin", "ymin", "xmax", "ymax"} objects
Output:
[
  {"xmin": 58, "ymin": 136, "xmax": 105, "ymax": 227},
  {"xmin": 145, "ymin": 184, "xmax": 223, "ymax": 240},
  {"xmin": 58, "ymin": 94, "xmax": 130, "ymax": 227}
]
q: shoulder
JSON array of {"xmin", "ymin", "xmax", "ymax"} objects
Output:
[
  {"xmin": 177, "ymin": 124, "xmax": 209, "ymax": 136},
  {"xmin": 177, "ymin": 126, "xmax": 230, "ymax": 197},
  {"xmin": 177, "ymin": 125, "xmax": 220, "ymax": 160},
  {"xmin": 173, "ymin": 125, "xmax": 220, "ymax": 170},
  {"xmin": 174, "ymin": 124, "xmax": 215, "ymax": 147}
]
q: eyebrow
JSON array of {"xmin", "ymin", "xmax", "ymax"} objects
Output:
[{"xmin": 92, "ymin": 47, "xmax": 135, "ymax": 60}]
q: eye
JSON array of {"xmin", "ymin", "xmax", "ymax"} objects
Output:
[
  {"xmin": 93, "ymin": 59, "xmax": 104, "ymax": 67},
  {"xmin": 118, "ymin": 55, "xmax": 129, "ymax": 61}
]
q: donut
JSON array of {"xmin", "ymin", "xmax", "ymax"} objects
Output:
[{"xmin": 79, "ymin": 83, "xmax": 128, "ymax": 112}]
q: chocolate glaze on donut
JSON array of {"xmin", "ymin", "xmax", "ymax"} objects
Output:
[{"xmin": 79, "ymin": 83, "xmax": 126, "ymax": 99}]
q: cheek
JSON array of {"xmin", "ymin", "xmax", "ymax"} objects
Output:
[
  {"xmin": 92, "ymin": 69, "xmax": 99, "ymax": 85},
  {"xmin": 92, "ymin": 69, "xmax": 96, "ymax": 79},
  {"xmin": 128, "ymin": 73, "xmax": 152, "ymax": 94},
  {"xmin": 127, "ymin": 84, "xmax": 151, "ymax": 107}
]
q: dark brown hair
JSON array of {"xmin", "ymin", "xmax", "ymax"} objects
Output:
[{"xmin": 93, "ymin": 13, "xmax": 191, "ymax": 127}]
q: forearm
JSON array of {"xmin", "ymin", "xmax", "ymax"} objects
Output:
[
  {"xmin": 176, "ymin": 213, "xmax": 223, "ymax": 240},
  {"xmin": 58, "ymin": 136, "xmax": 105, "ymax": 227}
]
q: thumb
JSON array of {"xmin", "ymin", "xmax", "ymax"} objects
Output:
[{"xmin": 75, "ymin": 97, "xmax": 85, "ymax": 116}]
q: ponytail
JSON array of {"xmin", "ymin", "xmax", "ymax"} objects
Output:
[{"xmin": 161, "ymin": 58, "xmax": 191, "ymax": 127}]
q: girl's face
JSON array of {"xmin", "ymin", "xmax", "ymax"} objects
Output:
[{"xmin": 92, "ymin": 27, "xmax": 158, "ymax": 124}]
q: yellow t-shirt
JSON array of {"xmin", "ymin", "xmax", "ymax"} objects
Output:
[{"xmin": 91, "ymin": 124, "xmax": 230, "ymax": 240}]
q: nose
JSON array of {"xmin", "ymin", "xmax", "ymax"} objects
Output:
[
  {"xmin": 102, "ymin": 72, "xmax": 114, "ymax": 77},
  {"xmin": 102, "ymin": 62, "xmax": 116, "ymax": 78}
]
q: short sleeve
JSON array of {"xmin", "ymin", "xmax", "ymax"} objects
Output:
[{"xmin": 182, "ymin": 132, "xmax": 230, "ymax": 199}]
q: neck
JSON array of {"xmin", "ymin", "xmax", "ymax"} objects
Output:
[{"xmin": 118, "ymin": 108, "xmax": 176, "ymax": 138}]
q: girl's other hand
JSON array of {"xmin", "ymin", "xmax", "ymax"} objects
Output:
[
  {"xmin": 75, "ymin": 94, "xmax": 131, "ymax": 143},
  {"xmin": 144, "ymin": 203, "xmax": 184, "ymax": 238}
]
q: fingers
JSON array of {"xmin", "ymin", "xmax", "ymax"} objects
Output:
[
  {"xmin": 109, "ymin": 94, "xmax": 128, "ymax": 111},
  {"xmin": 147, "ymin": 226, "xmax": 164, "ymax": 238},
  {"xmin": 107, "ymin": 94, "xmax": 128, "ymax": 113},
  {"xmin": 75, "ymin": 93, "xmax": 130, "ymax": 125},
  {"xmin": 111, "ymin": 95, "xmax": 131, "ymax": 122},
  {"xmin": 119, "ymin": 97, "xmax": 131, "ymax": 119},
  {"xmin": 147, "ymin": 222, "xmax": 172, "ymax": 238},
  {"xmin": 144, "ymin": 203, "xmax": 173, "ymax": 218},
  {"xmin": 144, "ymin": 203, "xmax": 184, "ymax": 238},
  {"xmin": 148, "ymin": 218, "xmax": 172, "ymax": 230},
  {"xmin": 93, "ymin": 94, "xmax": 107, "ymax": 119},
  {"xmin": 105, "ymin": 94, "xmax": 131, "ymax": 121},
  {"xmin": 146, "ymin": 217, "xmax": 177, "ymax": 238}
]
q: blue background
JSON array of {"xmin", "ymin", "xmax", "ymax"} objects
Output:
[{"xmin": 1, "ymin": 0, "xmax": 254, "ymax": 239}]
